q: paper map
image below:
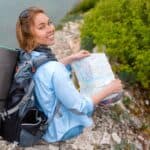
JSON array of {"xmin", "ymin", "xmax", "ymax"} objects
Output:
[{"xmin": 71, "ymin": 53, "xmax": 118, "ymax": 98}]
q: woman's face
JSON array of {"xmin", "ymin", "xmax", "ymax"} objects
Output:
[{"xmin": 32, "ymin": 13, "xmax": 55, "ymax": 46}]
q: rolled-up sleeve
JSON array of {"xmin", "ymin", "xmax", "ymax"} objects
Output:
[{"xmin": 52, "ymin": 63, "xmax": 94, "ymax": 115}]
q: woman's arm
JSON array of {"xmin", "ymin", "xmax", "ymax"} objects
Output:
[
  {"xmin": 52, "ymin": 63, "xmax": 122, "ymax": 114},
  {"xmin": 92, "ymin": 79, "xmax": 122, "ymax": 104},
  {"xmin": 60, "ymin": 50, "xmax": 90, "ymax": 65},
  {"xmin": 60, "ymin": 51, "xmax": 123, "ymax": 104}
]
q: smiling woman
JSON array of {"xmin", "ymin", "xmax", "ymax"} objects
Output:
[
  {"xmin": 14, "ymin": 6, "xmax": 122, "ymax": 143},
  {"xmin": 33, "ymin": 13, "xmax": 55, "ymax": 47},
  {"xmin": 16, "ymin": 7, "xmax": 55, "ymax": 51}
]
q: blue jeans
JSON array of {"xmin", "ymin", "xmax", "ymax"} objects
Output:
[{"xmin": 61, "ymin": 126, "xmax": 84, "ymax": 141}]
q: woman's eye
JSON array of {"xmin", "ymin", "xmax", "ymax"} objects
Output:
[
  {"xmin": 48, "ymin": 21, "xmax": 53, "ymax": 25},
  {"xmin": 38, "ymin": 26, "xmax": 44, "ymax": 30}
]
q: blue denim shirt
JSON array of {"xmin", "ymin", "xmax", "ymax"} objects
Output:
[{"xmin": 31, "ymin": 51, "xmax": 94, "ymax": 142}]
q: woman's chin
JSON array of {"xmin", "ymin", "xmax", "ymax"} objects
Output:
[{"xmin": 48, "ymin": 40, "xmax": 55, "ymax": 46}]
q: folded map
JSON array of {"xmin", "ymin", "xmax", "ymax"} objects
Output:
[{"xmin": 71, "ymin": 53, "xmax": 122, "ymax": 102}]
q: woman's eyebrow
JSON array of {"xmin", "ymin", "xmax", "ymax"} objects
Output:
[{"xmin": 38, "ymin": 18, "xmax": 51, "ymax": 26}]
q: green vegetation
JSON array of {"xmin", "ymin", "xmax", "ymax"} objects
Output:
[
  {"xmin": 56, "ymin": 14, "xmax": 82, "ymax": 30},
  {"xmin": 122, "ymin": 96, "xmax": 132, "ymax": 108},
  {"xmin": 80, "ymin": 0, "xmax": 150, "ymax": 89},
  {"xmin": 69, "ymin": 0, "xmax": 99, "ymax": 15},
  {"xmin": 56, "ymin": 0, "xmax": 99, "ymax": 30},
  {"xmin": 110, "ymin": 104, "xmax": 130, "ymax": 122}
]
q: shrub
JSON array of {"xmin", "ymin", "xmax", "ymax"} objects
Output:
[
  {"xmin": 69, "ymin": 0, "xmax": 99, "ymax": 15},
  {"xmin": 81, "ymin": 0, "xmax": 150, "ymax": 89},
  {"xmin": 56, "ymin": 0, "xmax": 99, "ymax": 30},
  {"xmin": 80, "ymin": 35, "xmax": 95, "ymax": 51}
]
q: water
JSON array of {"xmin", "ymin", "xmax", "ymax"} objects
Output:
[{"xmin": 0, "ymin": 0, "xmax": 78, "ymax": 48}]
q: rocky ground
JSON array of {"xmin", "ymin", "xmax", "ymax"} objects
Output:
[{"xmin": 0, "ymin": 21, "xmax": 149, "ymax": 150}]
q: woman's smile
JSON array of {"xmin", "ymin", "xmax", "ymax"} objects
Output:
[{"xmin": 33, "ymin": 13, "xmax": 55, "ymax": 46}]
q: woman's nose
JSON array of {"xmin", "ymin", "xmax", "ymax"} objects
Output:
[{"xmin": 47, "ymin": 24, "xmax": 55, "ymax": 33}]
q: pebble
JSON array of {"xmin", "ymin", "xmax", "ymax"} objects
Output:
[
  {"xmin": 145, "ymin": 100, "xmax": 149, "ymax": 105},
  {"xmin": 111, "ymin": 132, "xmax": 121, "ymax": 144},
  {"xmin": 100, "ymin": 131, "xmax": 111, "ymax": 145}
]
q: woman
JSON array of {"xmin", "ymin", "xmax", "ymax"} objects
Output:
[{"xmin": 16, "ymin": 7, "xmax": 122, "ymax": 142}]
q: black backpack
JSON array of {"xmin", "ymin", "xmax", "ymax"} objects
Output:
[{"xmin": 0, "ymin": 46, "xmax": 54, "ymax": 147}]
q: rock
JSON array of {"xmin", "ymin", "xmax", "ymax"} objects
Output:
[
  {"xmin": 134, "ymin": 140, "xmax": 143, "ymax": 150},
  {"xmin": 48, "ymin": 144, "xmax": 59, "ymax": 150},
  {"xmin": 51, "ymin": 21, "xmax": 81, "ymax": 60},
  {"xmin": 130, "ymin": 116, "xmax": 142, "ymax": 129},
  {"xmin": 145, "ymin": 100, "xmax": 149, "ymax": 106},
  {"xmin": 0, "ymin": 141, "xmax": 20, "ymax": 150},
  {"xmin": 24, "ymin": 148, "xmax": 38, "ymax": 150},
  {"xmin": 111, "ymin": 132, "xmax": 121, "ymax": 144},
  {"xmin": 30, "ymin": 144, "xmax": 59, "ymax": 150},
  {"xmin": 124, "ymin": 90, "xmax": 133, "ymax": 100},
  {"xmin": 137, "ymin": 135, "xmax": 145, "ymax": 142},
  {"xmin": 100, "ymin": 132, "xmax": 111, "ymax": 145}
]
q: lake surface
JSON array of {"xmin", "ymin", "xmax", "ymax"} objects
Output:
[{"xmin": 0, "ymin": 0, "xmax": 78, "ymax": 48}]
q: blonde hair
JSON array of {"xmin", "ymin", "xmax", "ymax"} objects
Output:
[{"xmin": 16, "ymin": 7, "xmax": 45, "ymax": 52}]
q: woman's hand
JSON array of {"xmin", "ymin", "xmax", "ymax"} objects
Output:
[
  {"xmin": 70, "ymin": 50, "xmax": 90, "ymax": 61},
  {"xmin": 106, "ymin": 79, "xmax": 123, "ymax": 94},
  {"xmin": 60, "ymin": 50, "xmax": 90, "ymax": 65},
  {"xmin": 92, "ymin": 79, "xmax": 123, "ymax": 104}
]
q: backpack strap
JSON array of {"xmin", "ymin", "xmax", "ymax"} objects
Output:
[
  {"xmin": 32, "ymin": 55, "xmax": 52, "ymax": 70},
  {"xmin": 0, "ymin": 80, "xmax": 35, "ymax": 120},
  {"xmin": 0, "ymin": 54, "xmax": 86, "ymax": 119},
  {"xmin": 0, "ymin": 56, "xmax": 53, "ymax": 119}
]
